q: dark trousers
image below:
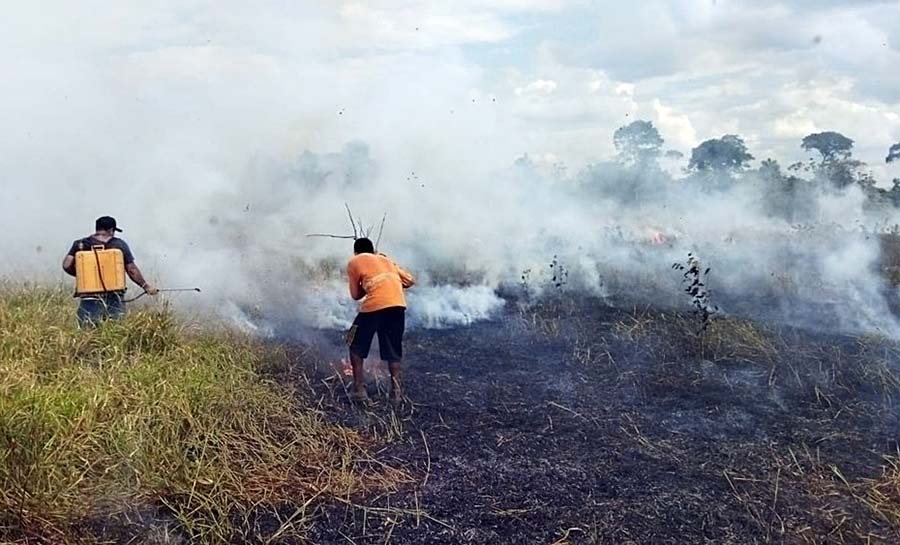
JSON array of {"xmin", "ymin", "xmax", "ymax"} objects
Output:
[
  {"xmin": 347, "ymin": 307, "xmax": 406, "ymax": 362},
  {"xmin": 77, "ymin": 293, "xmax": 126, "ymax": 327}
]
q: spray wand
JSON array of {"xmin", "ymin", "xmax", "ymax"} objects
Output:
[{"xmin": 125, "ymin": 287, "xmax": 201, "ymax": 303}]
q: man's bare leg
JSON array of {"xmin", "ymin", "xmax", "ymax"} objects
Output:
[
  {"xmin": 388, "ymin": 361, "xmax": 402, "ymax": 402},
  {"xmin": 350, "ymin": 351, "xmax": 368, "ymax": 400}
]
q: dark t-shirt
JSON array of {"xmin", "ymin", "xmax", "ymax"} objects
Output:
[{"xmin": 67, "ymin": 236, "xmax": 135, "ymax": 265}]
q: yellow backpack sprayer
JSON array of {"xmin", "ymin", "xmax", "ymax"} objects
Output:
[
  {"xmin": 74, "ymin": 245, "xmax": 126, "ymax": 296},
  {"xmin": 73, "ymin": 241, "xmax": 201, "ymax": 302}
]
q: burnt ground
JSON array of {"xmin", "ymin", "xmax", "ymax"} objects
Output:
[{"xmin": 294, "ymin": 296, "xmax": 900, "ymax": 545}]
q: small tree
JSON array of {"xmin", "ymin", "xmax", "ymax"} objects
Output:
[
  {"xmin": 672, "ymin": 253, "xmax": 718, "ymax": 334},
  {"xmin": 887, "ymin": 142, "xmax": 900, "ymax": 164},
  {"xmin": 892, "ymin": 179, "xmax": 900, "ymax": 207},
  {"xmin": 613, "ymin": 120, "xmax": 664, "ymax": 166},
  {"xmin": 688, "ymin": 135, "xmax": 754, "ymax": 172},
  {"xmin": 802, "ymin": 131, "xmax": 854, "ymax": 162},
  {"xmin": 756, "ymin": 158, "xmax": 818, "ymax": 222},
  {"xmin": 800, "ymin": 131, "xmax": 869, "ymax": 190},
  {"xmin": 759, "ymin": 158, "xmax": 781, "ymax": 179}
]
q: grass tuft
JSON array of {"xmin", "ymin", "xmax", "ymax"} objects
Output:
[
  {"xmin": 862, "ymin": 455, "xmax": 900, "ymax": 528},
  {"xmin": 693, "ymin": 316, "xmax": 779, "ymax": 362},
  {"xmin": 0, "ymin": 284, "xmax": 404, "ymax": 543}
]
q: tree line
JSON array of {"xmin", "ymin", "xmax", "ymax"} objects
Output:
[{"xmin": 570, "ymin": 120, "xmax": 900, "ymax": 222}]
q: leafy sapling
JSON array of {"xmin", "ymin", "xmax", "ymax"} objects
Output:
[
  {"xmin": 672, "ymin": 253, "xmax": 719, "ymax": 333},
  {"xmin": 549, "ymin": 255, "xmax": 569, "ymax": 290}
]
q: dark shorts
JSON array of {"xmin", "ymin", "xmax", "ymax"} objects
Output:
[
  {"xmin": 77, "ymin": 293, "xmax": 126, "ymax": 327},
  {"xmin": 347, "ymin": 306, "xmax": 406, "ymax": 362}
]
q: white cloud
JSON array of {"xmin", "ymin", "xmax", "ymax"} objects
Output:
[
  {"xmin": 526, "ymin": 0, "xmax": 899, "ymax": 167},
  {"xmin": 613, "ymin": 83, "xmax": 635, "ymax": 97},
  {"xmin": 773, "ymin": 113, "xmax": 819, "ymax": 139},
  {"xmin": 516, "ymin": 79, "xmax": 558, "ymax": 96},
  {"xmin": 653, "ymin": 99, "xmax": 697, "ymax": 150},
  {"xmin": 338, "ymin": 3, "xmax": 515, "ymax": 48}
]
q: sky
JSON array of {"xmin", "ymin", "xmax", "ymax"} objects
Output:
[{"xmin": 4, "ymin": 0, "xmax": 899, "ymax": 181}]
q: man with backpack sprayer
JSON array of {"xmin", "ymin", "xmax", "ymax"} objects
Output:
[
  {"xmin": 346, "ymin": 237, "xmax": 415, "ymax": 404},
  {"xmin": 62, "ymin": 216, "xmax": 159, "ymax": 326}
]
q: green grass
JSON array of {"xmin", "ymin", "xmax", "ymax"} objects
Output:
[{"xmin": 0, "ymin": 285, "xmax": 405, "ymax": 543}]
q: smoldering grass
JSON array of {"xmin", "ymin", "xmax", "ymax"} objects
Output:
[
  {"xmin": 513, "ymin": 290, "xmax": 900, "ymax": 541},
  {"xmin": 0, "ymin": 284, "xmax": 407, "ymax": 544},
  {"xmin": 548, "ymin": 296, "xmax": 900, "ymax": 405}
]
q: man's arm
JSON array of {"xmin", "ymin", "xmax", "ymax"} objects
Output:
[
  {"xmin": 62, "ymin": 255, "xmax": 76, "ymax": 277},
  {"xmin": 348, "ymin": 263, "xmax": 365, "ymax": 300},
  {"xmin": 62, "ymin": 240, "xmax": 79, "ymax": 276},
  {"xmin": 125, "ymin": 263, "xmax": 158, "ymax": 295},
  {"xmin": 381, "ymin": 254, "xmax": 415, "ymax": 289},
  {"xmin": 119, "ymin": 240, "xmax": 156, "ymax": 294},
  {"xmin": 398, "ymin": 265, "xmax": 415, "ymax": 289}
]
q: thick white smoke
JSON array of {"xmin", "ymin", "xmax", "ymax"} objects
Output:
[{"xmin": 3, "ymin": 3, "xmax": 899, "ymax": 337}]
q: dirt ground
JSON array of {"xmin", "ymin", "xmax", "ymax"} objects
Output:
[{"xmin": 296, "ymin": 296, "xmax": 900, "ymax": 545}]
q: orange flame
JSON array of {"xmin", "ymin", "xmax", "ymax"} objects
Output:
[
  {"xmin": 332, "ymin": 357, "xmax": 388, "ymax": 378},
  {"xmin": 644, "ymin": 227, "xmax": 669, "ymax": 245},
  {"xmin": 338, "ymin": 357, "xmax": 353, "ymax": 377}
]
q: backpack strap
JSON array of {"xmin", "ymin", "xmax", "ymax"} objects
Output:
[
  {"xmin": 77, "ymin": 237, "xmax": 108, "ymax": 252},
  {"xmin": 92, "ymin": 245, "xmax": 109, "ymax": 293}
]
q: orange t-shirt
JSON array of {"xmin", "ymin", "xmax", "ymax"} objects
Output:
[{"xmin": 347, "ymin": 253, "xmax": 415, "ymax": 313}]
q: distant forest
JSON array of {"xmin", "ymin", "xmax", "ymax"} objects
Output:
[{"xmin": 526, "ymin": 120, "xmax": 900, "ymax": 225}]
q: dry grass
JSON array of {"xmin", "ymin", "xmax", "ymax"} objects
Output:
[
  {"xmin": 473, "ymin": 294, "xmax": 900, "ymax": 543},
  {"xmin": 693, "ymin": 316, "xmax": 780, "ymax": 362},
  {"xmin": 608, "ymin": 310, "xmax": 780, "ymax": 365},
  {"xmin": 517, "ymin": 296, "xmax": 581, "ymax": 339},
  {"xmin": 291, "ymin": 257, "xmax": 344, "ymax": 283},
  {"xmin": 0, "ymin": 285, "xmax": 407, "ymax": 544},
  {"xmin": 610, "ymin": 306, "xmax": 659, "ymax": 342},
  {"xmin": 609, "ymin": 308, "xmax": 782, "ymax": 363},
  {"xmin": 861, "ymin": 455, "xmax": 900, "ymax": 530},
  {"xmin": 605, "ymin": 307, "xmax": 900, "ymax": 541},
  {"xmin": 756, "ymin": 449, "xmax": 900, "ymax": 543}
]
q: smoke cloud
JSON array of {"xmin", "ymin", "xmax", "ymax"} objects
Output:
[{"xmin": 3, "ymin": 3, "xmax": 900, "ymax": 338}]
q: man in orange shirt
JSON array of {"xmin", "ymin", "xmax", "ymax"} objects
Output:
[{"xmin": 346, "ymin": 237, "xmax": 415, "ymax": 403}]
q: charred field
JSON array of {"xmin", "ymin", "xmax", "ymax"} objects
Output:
[
  {"xmin": 5, "ymin": 288, "xmax": 900, "ymax": 544},
  {"xmin": 289, "ymin": 295, "xmax": 900, "ymax": 545}
]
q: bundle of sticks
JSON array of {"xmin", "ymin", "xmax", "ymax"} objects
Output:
[{"xmin": 307, "ymin": 203, "xmax": 387, "ymax": 250}]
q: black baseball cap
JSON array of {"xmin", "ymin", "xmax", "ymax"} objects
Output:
[{"xmin": 95, "ymin": 216, "xmax": 123, "ymax": 233}]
